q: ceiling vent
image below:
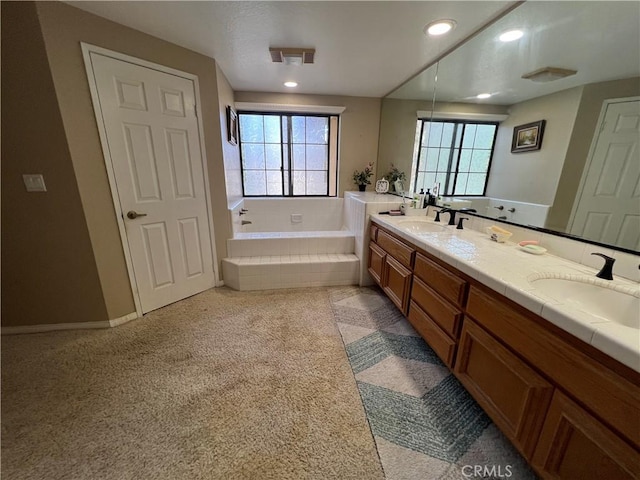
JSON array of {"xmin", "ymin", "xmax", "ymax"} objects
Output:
[
  {"xmin": 269, "ymin": 48, "xmax": 315, "ymax": 66},
  {"xmin": 521, "ymin": 67, "xmax": 577, "ymax": 83}
]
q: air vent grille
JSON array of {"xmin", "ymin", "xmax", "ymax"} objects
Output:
[{"xmin": 269, "ymin": 48, "xmax": 316, "ymax": 65}]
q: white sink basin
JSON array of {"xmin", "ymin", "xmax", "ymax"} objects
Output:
[
  {"xmin": 396, "ymin": 219, "xmax": 450, "ymax": 234},
  {"xmin": 529, "ymin": 276, "xmax": 640, "ymax": 328}
]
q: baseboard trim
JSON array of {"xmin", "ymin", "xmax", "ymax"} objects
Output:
[
  {"xmin": 109, "ymin": 312, "xmax": 139, "ymax": 328},
  {"xmin": 2, "ymin": 312, "xmax": 140, "ymax": 335}
]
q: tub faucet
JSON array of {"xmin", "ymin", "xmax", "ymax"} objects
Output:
[
  {"xmin": 440, "ymin": 208, "xmax": 457, "ymax": 226},
  {"xmin": 241, "ymin": 220, "xmax": 252, "ymax": 226},
  {"xmin": 591, "ymin": 253, "xmax": 615, "ymax": 280}
]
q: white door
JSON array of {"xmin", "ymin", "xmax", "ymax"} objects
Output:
[
  {"xmin": 90, "ymin": 53, "xmax": 215, "ymax": 313},
  {"xmin": 570, "ymin": 99, "xmax": 640, "ymax": 251}
]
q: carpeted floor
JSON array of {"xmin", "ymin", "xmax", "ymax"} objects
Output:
[
  {"xmin": 329, "ymin": 285, "xmax": 536, "ymax": 480},
  {"xmin": 1, "ymin": 287, "xmax": 385, "ymax": 480}
]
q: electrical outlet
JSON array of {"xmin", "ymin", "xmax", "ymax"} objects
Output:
[{"xmin": 23, "ymin": 174, "xmax": 47, "ymax": 192}]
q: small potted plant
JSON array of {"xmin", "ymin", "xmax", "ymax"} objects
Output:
[
  {"xmin": 384, "ymin": 164, "xmax": 406, "ymax": 191},
  {"xmin": 353, "ymin": 162, "xmax": 375, "ymax": 191}
]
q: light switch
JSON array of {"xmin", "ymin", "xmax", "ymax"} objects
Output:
[{"xmin": 23, "ymin": 174, "xmax": 47, "ymax": 192}]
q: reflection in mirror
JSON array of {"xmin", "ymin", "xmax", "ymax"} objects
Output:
[{"xmin": 378, "ymin": 1, "xmax": 640, "ymax": 252}]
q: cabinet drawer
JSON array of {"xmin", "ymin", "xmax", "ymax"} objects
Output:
[
  {"xmin": 466, "ymin": 285, "xmax": 640, "ymax": 448},
  {"xmin": 382, "ymin": 255, "xmax": 412, "ymax": 315},
  {"xmin": 370, "ymin": 224, "xmax": 378, "ymax": 242},
  {"xmin": 377, "ymin": 230, "xmax": 415, "ymax": 269},
  {"xmin": 454, "ymin": 318, "xmax": 553, "ymax": 459},
  {"xmin": 533, "ymin": 391, "xmax": 640, "ymax": 479},
  {"xmin": 368, "ymin": 242, "xmax": 386, "ymax": 286},
  {"xmin": 411, "ymin": 277, "xmax": 463, "ymax": 339},
  {"xmin": 408, "ymin": 301, "xmax": 456, "ymax": 367},
  {"xmin": 414, "ymin": 253, "xmax": 467, "ymax": 306}
]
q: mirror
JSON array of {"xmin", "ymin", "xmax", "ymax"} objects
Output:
[{"xmin": 378, "ymin": 1, "xmax": 640, "ymax": 252}]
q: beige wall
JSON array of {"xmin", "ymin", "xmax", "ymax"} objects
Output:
[
  {"xmin": 217, "ymin": 66, "xmax": 243, "ymax": 209},
  {"xmin": 234, "ymin": 92, "xmax": 381, "ymax": 196},
  {"xmin": 486, "ymin": 87, "xmax": 582, "ymax": 205},
  {"xmin": 1, "ymin": 2, "xmax": 109, "ymax": 326},
  {"xmin": 33, "ymin": 2, "xmax": 231, "ymax": 320},
  {"xmin": 546, "ymin": 77, "xmax": 640, "ymax": 231},
  {"xmin": 377, "ymin": 98, "xmax": 508, "ymax": 190}
]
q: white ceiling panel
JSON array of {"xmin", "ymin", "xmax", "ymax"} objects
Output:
[{"xmin": 66, "ymin": 1, "xmax": 516, "ymax": 97}]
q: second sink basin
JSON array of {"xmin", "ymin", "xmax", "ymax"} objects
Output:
[
  {"xmin": 529, "ymin": 276, "xmax": 640, "ymax": 328},
  {"xmin": 396, "ymin": 219, "xmax": 450, "ymax": 234}
]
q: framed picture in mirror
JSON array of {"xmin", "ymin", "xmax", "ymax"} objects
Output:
[
  {"xmin": 512, "ymin": 120, "xmax": 545, "ymax": 153},
  {"xmin": 226, "ymin": 106, "xmax": 238, "ymax": 145}
]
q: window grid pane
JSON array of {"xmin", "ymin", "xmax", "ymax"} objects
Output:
[
  {"xmin": 239, "ymin": 113, "xmax": 335, "ymax": 196},
  {"xmin": 415, "ymin": 120, "xmax": 497, "ymax": 196}
]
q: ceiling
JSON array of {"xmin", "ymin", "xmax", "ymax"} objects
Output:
[
  {"xmin": 66, "ymin": 1, "xmax": 516, "ymax": 98},
  {"xmin": 389, "ymin": 1, "xmax": 640, "ymax": 104}
]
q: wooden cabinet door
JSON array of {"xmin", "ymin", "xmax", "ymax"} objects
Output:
[
  {"xmin": 382, "ymin": 255, "xmax": 412, "ymax": 315},
  {"xmin": 454, "ymin": 318, "xmax": 554, "ymax": 459},
  {"xmin": 533, "ymin": 391, "xmax": 640, "ymax": 479},
  {"xmin": 368, "ymin": 242, "xmax": 386, "ymax": 286}
]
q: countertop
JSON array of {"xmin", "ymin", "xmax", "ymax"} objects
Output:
[{"xmin": 371, "ymin": 213, "xmax": 640, "ymax": 373}]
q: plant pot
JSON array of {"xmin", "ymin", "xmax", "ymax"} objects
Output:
[{"xmin": 358, "ymin": 184, "xmax": 366, "ymax": 192}]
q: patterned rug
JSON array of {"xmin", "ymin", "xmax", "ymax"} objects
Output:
[{"xmin": 329, "ymin": 285, "xmax": 537, "ymax": 480}]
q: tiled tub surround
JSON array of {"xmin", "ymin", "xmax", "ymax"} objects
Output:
[
  {"xmin": 344, "ymin": 191, "xmax": 405, "ymax": 286},
  {"xmin": 230, "ymin": 197, "xmax": 345, "ymax": 235},
  {"xmin": 370, "ymin": 210, "xmax": 640, "ymax": 372},
  {"xmin": 224, "ymin": 197, "xmax": 360, "ymax": 290}
]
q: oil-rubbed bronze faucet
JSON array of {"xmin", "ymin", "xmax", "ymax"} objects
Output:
[
  {"xmin": 440, "ymin": 208, "xmax": 457, "ymax": 225},
  {"xmin": 591, "ymin": 252, "xmax": 615, "ymax": 280}
]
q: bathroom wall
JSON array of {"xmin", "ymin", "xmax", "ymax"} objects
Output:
[
  {"xmin": 377, "ymin": 98, "xmax": 509, "ymax": 186},
  {"xmin": 234, "ymin": 92, "xmax": 381, "ymax": 197},
  {"xmin": 2, "ymin": 1, "xmax": 233, "ymax": 325},
  {"xmin": 1, "ymin": 2, "xmax": 109, "ymax": 327},
  {"xmin": 546, "ymin": 77, "xmax": 640, "ymax": 232},
  {"xmin": 486, "ymin": 86, "xmax": 583, "ymax": 206},
  {"xmin": 217, "ymin": 65, "xmax": 243, "ymax": 210}
]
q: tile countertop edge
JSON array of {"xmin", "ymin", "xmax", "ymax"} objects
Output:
[{"xmin": 370, "ymin": 214, "xmax": 640, "ymax": 373}]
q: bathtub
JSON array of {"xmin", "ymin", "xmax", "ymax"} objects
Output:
[
  {"xmin": 223, "ymin": 197, "xmax": 359, "ymax": 290},
  {"xmin": 230, "ymin": 197, "xmax": 345, "ymax": 234}
]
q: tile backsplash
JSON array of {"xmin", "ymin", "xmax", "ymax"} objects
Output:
[{"xmin": 426, "ymin": 207, "xmax": 639, "ymax": 282}]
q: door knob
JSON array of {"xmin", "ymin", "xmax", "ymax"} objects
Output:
[{"xmin": 126, "ymin": 210, "xmax": 147, "ymax": 219}]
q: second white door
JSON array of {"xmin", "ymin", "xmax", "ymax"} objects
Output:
[
  {"xmin": 570, "ymin": 98, "xmax": 640, "ymax": 251},
  {"xmin": 89, "ymin": 52, "xmax": 216, "ymax": 313}
]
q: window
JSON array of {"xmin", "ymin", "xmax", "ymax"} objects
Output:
[
  {"xmin": 413, "ymin": 120, "xmax": 498, "ymax": 196},
  {"xmin": 238, "ymin": 112, "xmax": 339, "ymax": 196}
]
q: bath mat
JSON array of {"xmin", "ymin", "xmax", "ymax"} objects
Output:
[{"xmin": 329, "ymin": 285, "xmax": 537, "ymax": 480}]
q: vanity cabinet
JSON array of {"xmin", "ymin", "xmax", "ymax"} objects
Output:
[
  {"xmin": 466, "ymin": 285, "xmax": 640, "ymax": 450},
  {"xmin": 455, "ymin": 318, "xmax": 553, "ymax": 458},
  {"xmin": 368, "ymin": 220, "xmax": 640, "ymax": 479},
  {"xmin": 382, "ymin": 255, "xmax": 412, "ymax": 315},
  {"xmin": 532, "ymin": 391, "xmax": 640, "ymax": 479},
  {"xmin": 407, "ymin": 253, "xmax": 467, "ymax": 367},
  {"xmin": 368, "ymin": 227, "xmax": 415, "ymax": 315},
  {"xmin": 368, "ymin": 242, "xmax": 386, "ymax": 285}
]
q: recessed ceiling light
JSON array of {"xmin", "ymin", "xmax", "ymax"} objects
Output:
[
  {"xmin": 477, "ymin": 93, "xmax": 492, "ymax": 99},
  {"xmin": 499, "ymin": 29, "xmax": 523, "ymax": 42},
  {"xmin": 424, "ymin": 19, "xmax": 456, "ymax": 37},
  {"xmin": 284, "ymin": 81, "xmax": 298, "ymax": 88}
]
